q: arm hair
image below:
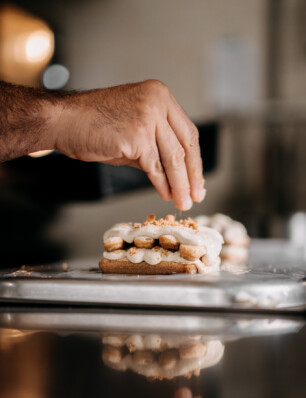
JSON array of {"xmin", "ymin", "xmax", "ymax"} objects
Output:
[{"xmin": 0, "ymin": 80, "xmax": 69, "ymax": 162}]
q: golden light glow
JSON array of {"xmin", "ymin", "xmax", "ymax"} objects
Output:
[
  {"xmin": 0, "ymin": 5, "xmax": 55, "ymax": 86},
  {"xmin": 26, "ymin": 30, "xmax": 53, "ymax": 62},
  {"xmin": 14, "ymin": 30, "xmax": 54, "ymax": 64},
  {"xmin": 28, "ymin": 150, "xmax": 54, "ymax": 158}
]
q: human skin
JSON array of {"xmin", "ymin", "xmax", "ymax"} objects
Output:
[
  {"xmin": 173, "ymin": 387, "xmax": 201, "ymax": 398},
  {"xmin": 0, "ymin": 79, "xmax": 206, "ymax": 210}
]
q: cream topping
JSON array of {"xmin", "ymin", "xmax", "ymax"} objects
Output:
[
  {"xmin": 103, "ymin": 340, "xmax": 224, "ymax": 378},
  {"xmin": 104, "ymin": 223, "xmax": 222, "ymax": 246},
  {"xmin": 104, "ymin": 223, "xmax": 223, "ymax": 266},
  {"xmin": 196, "ymin": 214, "xmax": 249, "ymax": 245},
  {"xmin": 103, "ymin": 247, "xmax": 221, "ymax": 273}
]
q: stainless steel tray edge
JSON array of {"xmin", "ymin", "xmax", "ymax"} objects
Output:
[{"xmin": 0, "ymin": 277, "xmax": 305, "ymax": 312}]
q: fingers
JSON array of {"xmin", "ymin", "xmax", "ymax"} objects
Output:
[
  {"xmin": 156, "ymin": 122, "xmax": 192, "ymax": 211},
  {"xmin": 138, "ymin": 146, "xmax": 172, "ymax": 202},
  {"xmin": 167, "ymin": 95, "xmax": 206, "ymax": 203},
  {"xmin": 173, "ymin": 388, "xmax": 193, "ymax": 398}
]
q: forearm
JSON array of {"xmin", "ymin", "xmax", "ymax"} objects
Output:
[
  {"xmin": 0, "ymin": 79, "xmax": 206, "ymax": 209},
  {"xmin": 0, "ymin": 81, "xmax": 65, "ymax": 163}
]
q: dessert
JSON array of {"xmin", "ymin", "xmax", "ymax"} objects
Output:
[
  {"xmin": 102, "ymin": 333, "xmax": 224, "ymax": 380},
  {"xmin": 99, "ymin": 214, "xmax": 223, "ymax": 274},
  {"xmin": 196, "ymin": 214, "xmax": 250, "ymax": 263}
]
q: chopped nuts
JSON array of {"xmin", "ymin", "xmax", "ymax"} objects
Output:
[{"xmin": 142, "ymin": 214, "xmax": 199, "ymax": 230}]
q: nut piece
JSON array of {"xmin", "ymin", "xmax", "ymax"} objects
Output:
[
  {"xmin": 158, "ymin": 349, "xmax": 179, "ymax": 370},
  {"xmin": 165, "ymin": 215, "xmax": 176, "ymax": 223},
  {"xmin": 104, "ymin": 237, "xmax": 124, "ymax": 252},
  {"xmin": 159, "ymin": 235, "xmax": 180, "ymax": 250},
  {"xmin": 102, "ymin": 345, "xmax": 123, "ymax": 363},
  {"xmin": 134, "ymin": 236, "xmax": 155, "ymax": 249},
  {"xmin": 200, "ymin": 255, "xmax": 209, "ymax": 266},
  {"xmin": 102, "ymin": 334, "xmax": 127, "ymax": 347},
  {"xmin": 133, "ymin": 350, "xmax": 155, "ymax": 365},
  {"xmin": 126, "ymin": 335, "xmax": 143, "ymax": 352},
  {"xmin": 179, "ymin": 244, "xmax": 206, "ymax": 261},
  {"xmin": 179, "ymin": 342, "xmax": 207, "ymax": 359}
]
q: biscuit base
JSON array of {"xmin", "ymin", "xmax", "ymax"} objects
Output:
[{"xmin": 99, "ymin": 258, "xmax": 197, "ymax": 275}]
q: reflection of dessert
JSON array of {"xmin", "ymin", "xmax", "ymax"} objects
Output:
[
  {"xmin": 100, "ymin": 214, "xmax": 223, "ymax": 274},
  {"xmin": 196, "ymin": 214, "xmax": 250, "ymax": 263},
  {"xmin": 102, "ymin": 333, "xmax": 224, "ymax": 380}
]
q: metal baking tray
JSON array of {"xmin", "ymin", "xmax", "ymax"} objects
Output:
[
  {"xmin": 0, "ymin": 240, "xmax": 305, "ymax": 312},
  {"xmin": 0, "ymin": 307, "xmax": 304, "ymax": 339}
]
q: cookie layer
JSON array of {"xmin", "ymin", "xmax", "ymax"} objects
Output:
[{"xmin": 99, "ymin": 258, "xmax": 197, "ymax": 274}]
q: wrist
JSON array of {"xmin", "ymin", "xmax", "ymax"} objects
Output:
[
  {"xmin": 38, "ymin": 101, "xmax": 59, "ymax": 151},
  {"xmin": 51, "ymin": 91, "xmax": 97, "ymax": 158}
]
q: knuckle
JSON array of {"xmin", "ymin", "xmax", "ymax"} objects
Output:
[
  {"xmin": 138, "ymin": 80, "xmax": 170, "ymax": 116},
  {"xmin": 149, "ymin": 159, "xmax": 164, "ymax": 175},
  {"xmin": 143, "ymin": 79, "xmax": 169, "ymax": 97},
  {"xmin": 189, "ymin": 125, "xmax": 199, "ymax": 148},
  {"xmin": 165, "ymin": 145, "xmax": 185, "ymax": 168},
  {"xmin": 140, "ymin": 149, "xmax": 162, "ymax": 173}
]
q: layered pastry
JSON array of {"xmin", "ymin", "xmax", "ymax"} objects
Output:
[
  {"xmin": 102, "ymin": 333, "xmax": 224, "ymax": 380},
  {"xmin": 196, "ymin": 214, "xmax": 250, "ymax": 263},
  {"xmin": 99, "ymin": 214, "xmax": 223, "ymax": 274}
]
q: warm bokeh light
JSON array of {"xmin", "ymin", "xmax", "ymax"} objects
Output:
[
  {"xmin": 0, "ymin": 4, "xmax": 55, "ymax": 86},
  {"xmin": 13, "ymin": 30, "xmax": 54, "ymax": 64},
  {"xmin": 25, "ymin": 30, "xmax": 53, "ymax": 62}
]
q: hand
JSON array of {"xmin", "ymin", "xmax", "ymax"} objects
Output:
[
  {"xmin": 173, "ymin": 387, "xmax": 202, "ymax": 398},
  {"xmin": 54, "ymin": 80, "xmax": 206, "ymax": 210}
]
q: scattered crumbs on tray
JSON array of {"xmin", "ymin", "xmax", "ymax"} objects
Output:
[
  {"xmin": 235, "ymin": 291, "xmax": 258, "ymax": 305},
  {"xmin": 220, "ymin": 261, "xmax": 251, "ymax": 275},
  {"xmin": 234, "ymin": 291, "xmax": 279, "ymax": 308}
]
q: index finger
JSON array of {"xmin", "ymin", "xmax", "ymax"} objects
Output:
[
  {"xmin": 173, "ymin": 388, "xmax": 193, "ymax": 398},
  {"xmin": 167, "ymin": 95, "xmax": 206, "ymax": 202}
]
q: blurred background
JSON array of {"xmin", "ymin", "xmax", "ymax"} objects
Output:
[{"xmin": 0, "ymin": 0, "xmax": 306, "ymax": 266}]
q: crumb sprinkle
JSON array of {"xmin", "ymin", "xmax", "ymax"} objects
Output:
[
  {"xmin": 129, "ymin": 247, "xmax": 137, "ymax": 255},
  {"xmin": 142, "ymin": 214, "xmax": 199, "ymax": 230}
]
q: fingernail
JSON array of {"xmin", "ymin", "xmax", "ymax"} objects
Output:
[
  {"xmin": 181, "ymin": 196, "xmax": 193, "ymax": 211},
  {"xmin": 194, "ymin": 188, "xmax": 207, "ymax": 202}
]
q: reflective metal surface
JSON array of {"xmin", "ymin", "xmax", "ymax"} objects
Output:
[
  {"xmin": 0, "ymin": 240, "xmax": 305, "ymax": 312},
  {"xmin": 0, "ymin": 307, "xmax": 305, "ymax": 397}
]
